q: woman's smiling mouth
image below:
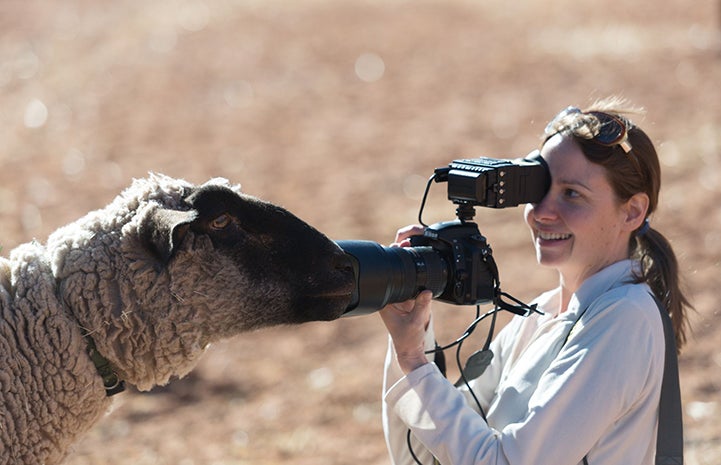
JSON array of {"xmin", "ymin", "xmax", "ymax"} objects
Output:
[{"xmin": 537, "ymin": 231, "xmax": 572, "ymax": 241}]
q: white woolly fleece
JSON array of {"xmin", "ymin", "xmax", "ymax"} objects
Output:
[{"xmin": 0, "ymin": 173, "xmax": 349, "ymax": 465}]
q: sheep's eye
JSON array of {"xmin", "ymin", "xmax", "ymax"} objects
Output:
[{"xmin": 210, "ymin": 214, "xmax": 232, "ymax": 230}]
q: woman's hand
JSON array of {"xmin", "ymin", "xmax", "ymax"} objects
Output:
[
  {"xmin": 380, "ymin": 290, "xmax": 433, "ymax": 374},
  {"xmin": 379, "ymin": 224, "xmax": 433, "ymax": 374},
  {"xmin": 391, "ymin": 224, "xmax": 426, "ymax": 248}
]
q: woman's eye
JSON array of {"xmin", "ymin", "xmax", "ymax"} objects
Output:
[
  {"xmin": 210, "ymin": 214, "xmax": 232, "ymax": 230},
  {"xmin": 563, "ymin": 188, "xmax": 580, "ymax": 199}
]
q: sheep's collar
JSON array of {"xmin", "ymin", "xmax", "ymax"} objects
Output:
[{"xmin": 85, "ymin": 335, "xmax": 125, "ymax": 396}]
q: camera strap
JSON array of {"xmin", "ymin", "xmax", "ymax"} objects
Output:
[
  {"xmin": 649, "ymin": 293, "xmax": 684, "ymax": 465},
  {"xmin": 581, "ymin": 293, "xmax": 683, "ymax": 465}
]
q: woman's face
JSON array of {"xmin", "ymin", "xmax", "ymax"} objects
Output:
[{"xmin": 524, "ymin": 134, "xmax": 646, "ymax": 286}]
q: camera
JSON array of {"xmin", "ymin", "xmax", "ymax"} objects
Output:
[{"xmin": 339, "ymin": 150, "xmax": 549, "ymax": 317}]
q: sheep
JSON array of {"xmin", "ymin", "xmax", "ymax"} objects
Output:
[{"xmin": 0, "ymin": 174, "xmax": 355, "ymax": 465}]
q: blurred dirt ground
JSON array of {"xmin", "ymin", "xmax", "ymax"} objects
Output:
[{"xmin": 1, "ymin": 0, "xmax": 720, "ymax": 464}]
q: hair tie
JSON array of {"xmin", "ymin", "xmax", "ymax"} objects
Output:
[{"xmin": 637, "ymin": 218, "xmax": 651, "ymax": 237}]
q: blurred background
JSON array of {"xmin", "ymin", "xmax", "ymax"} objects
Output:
[{"xmin": 1, "ymin": 0, "xmax": 720, "ymax": 463}]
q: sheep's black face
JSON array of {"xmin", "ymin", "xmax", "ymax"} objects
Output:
[{"xmin": 175, "ymin": 185, "xmax": 355, "ymax": 327}]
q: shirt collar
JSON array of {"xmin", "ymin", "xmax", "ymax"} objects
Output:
[
  {"xmin": 566, "ymin": 259, "xmax": 638, "ymax": 317},
  {"xmin": 538, "ymin": 260, "xmax": 639, "ymax": 321}
]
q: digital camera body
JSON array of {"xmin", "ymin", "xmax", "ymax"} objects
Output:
[
  {"xmin": 339, "ymin": 151, "xmax": 549, "ymax": 316},
  {"xmin": 408, "ymin": 220, "xmax": 496, "ymax": 306}
]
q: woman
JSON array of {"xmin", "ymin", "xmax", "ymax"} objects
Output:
[{"xmin": 380, "ymin": 98, "xmax": 691, "ymax": 465}]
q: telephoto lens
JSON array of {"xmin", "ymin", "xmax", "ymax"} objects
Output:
[{"xmin": 336, "ymin": 241, "xmax": 448, "ymax": 317}]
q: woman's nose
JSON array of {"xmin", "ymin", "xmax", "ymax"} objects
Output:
[{"xmin": 528, "ymin": 194, "xmax": 557, "ymax": 222}]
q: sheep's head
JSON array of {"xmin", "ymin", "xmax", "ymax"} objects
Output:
[
  {"xmin": 141, "ymin": 182, "xmax": 356, "ymax": 330},
  {"xmin": 52, "ymin": 175, "xmax": 355, "ymax": 389}
]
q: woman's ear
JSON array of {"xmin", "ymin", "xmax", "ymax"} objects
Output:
[{"xmin": 622, "ymin": 192, "xmax": 650, "ymax": 232}]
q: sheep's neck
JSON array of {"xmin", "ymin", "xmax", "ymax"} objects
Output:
[{"xmin": 84, "ymin": 334, "xmax": 126, "ymax": 396}]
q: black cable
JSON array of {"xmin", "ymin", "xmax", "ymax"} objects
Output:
[
  {"xmin": 417, "ymin": 173, "xmax": 437, "ymax": 227},
  {"xmin": 426, "ymin": 307, "xmax": 495, "ymax": 354},
  {"xmin": 407, "ymin": 428, "xmax": 425, "ymax": 465},
  {"xmin": 484, "ymin": 310, "xmax": 497, "ymax": 352},
  {"xmin": 455, "ymin": 323, "xmax": 486, "ymax": 421}
]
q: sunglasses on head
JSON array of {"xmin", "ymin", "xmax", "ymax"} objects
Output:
[{"xmin": 544, "ymin": 106, "xmax": 633, "ymax": 153}]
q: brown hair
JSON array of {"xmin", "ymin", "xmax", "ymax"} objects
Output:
[{"xmin": 546, "ymin": 97, "xmax": 692, "ymax": 352}]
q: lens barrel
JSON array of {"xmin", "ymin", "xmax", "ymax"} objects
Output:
[{"xmin": 336, "ymin": 240, "xmax": 448, "ymax": 317}]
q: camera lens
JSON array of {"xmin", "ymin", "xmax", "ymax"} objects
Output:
[{"xmin": 336, "ymin": 240, "xmax": 448, "ymax": 317}]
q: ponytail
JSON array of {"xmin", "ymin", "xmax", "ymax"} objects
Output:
[{"xmin": 633, "ymin": 227, "xmax": 691, "ymax": 353}]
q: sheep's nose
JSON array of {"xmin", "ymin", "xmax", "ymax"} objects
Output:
[{"xmin": 332, "ymin": 250, "xmax": 354, "ymax": 274}]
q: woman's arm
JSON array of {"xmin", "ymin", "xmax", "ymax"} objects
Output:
[{"xmin": 382, "ymin": 288, "xmax": 664, "ymax": 465}]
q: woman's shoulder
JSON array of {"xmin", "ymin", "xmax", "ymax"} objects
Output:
[
  {"xmin": 591, "ymin": 282, "xmax": 657, "ymax": 312},
  {"xmin": 584, "ymin": 282, "xmax": 663, "ymax": 337}
]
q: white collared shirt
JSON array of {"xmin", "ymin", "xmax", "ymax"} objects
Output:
[{"xmin": 383, "ymin": 260, "xmax": 665, "ymax": 465}]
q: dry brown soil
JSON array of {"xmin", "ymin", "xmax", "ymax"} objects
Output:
[{"xmin": 1, "ymin": 1, "xmax": 720, "ymax": 464}]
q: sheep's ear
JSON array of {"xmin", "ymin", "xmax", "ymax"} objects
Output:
[{"xmin": 140, "ymin": 208, "xmax": 198, "ymax": 263}]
